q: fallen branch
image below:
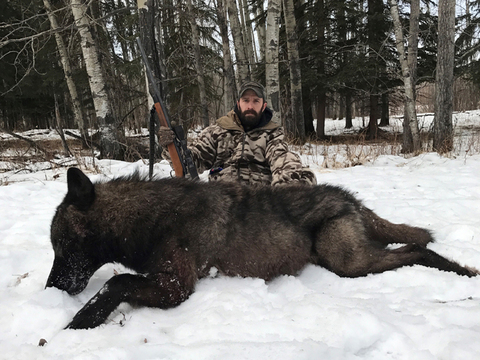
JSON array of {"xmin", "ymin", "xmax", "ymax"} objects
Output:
[
  {"xmin": 0, "ymin": 128, "xmax": 49, "ymax": 155},
  {"xmin": 64, "ymin": 131, "xmax": 101, "ymax": 149}
]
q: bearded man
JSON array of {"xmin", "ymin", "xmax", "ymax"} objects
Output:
[{"xmin": 157, "ymin": 81, "xmax": 316, "ymax": 186}]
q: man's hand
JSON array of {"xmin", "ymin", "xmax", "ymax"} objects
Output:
[{"xmin": 157, "ymin": 126, "xmax": 176, "ymax": 147}]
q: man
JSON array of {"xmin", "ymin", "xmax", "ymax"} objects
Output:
[{"xmin": 158, "ymin": 81, "xmax": 316, "ymax": 186}]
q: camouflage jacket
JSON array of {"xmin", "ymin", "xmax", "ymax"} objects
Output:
[{"xmin": 163, "ymin": 107, "xmax": 317, "ymax": 186}]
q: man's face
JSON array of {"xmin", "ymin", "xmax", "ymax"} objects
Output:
[{"xmin": 237, "ymin": 90, "xmax": 267, "ymax": 128}]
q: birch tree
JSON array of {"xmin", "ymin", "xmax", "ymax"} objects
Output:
[
  {"xmin": 43, "ymin": 0, "xmax": 87, "ymax": 140},
  {"xmin": 226, "ymin": 0, "xmax": 250, "ymax": 83},
  {"xmin": 239, "ymin": 0, "xmax": 256, "ymax": 65},
  {"xmin": 389, "ymin": 0, "xmax": 421, "ymax": 153},
  {"xmin": 71, "ymin": 0, "xmax": 123, "ymax": 159},
  {"xmin": 255, "ymin": 0, "xmax": 266, "ymax": 61},
  {"xmin": 283, "ymin": 0, "xmax": 305, "ymax": 143},
  {"xmin": 265, "ymin": 0, "xmax": 282, "ymax": 125},
  {"xmin": 215, "ymin": 0, "xmax": 237, "ymax": 109},
  {"xmin": 434, "ymin": 0, "xmax": 455, "ymax": 153}
]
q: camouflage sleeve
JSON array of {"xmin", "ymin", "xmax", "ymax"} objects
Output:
[
  {"xmin": 266, "ymin": 128, "xmax": 317, "ymax": 186},
  {"xmin": 160, "ymin": 126, "xmax": 218, "ymax": 174},
  {"xmin": 188, "ymin": 126, "xmax": 219, "ymax": 173}
]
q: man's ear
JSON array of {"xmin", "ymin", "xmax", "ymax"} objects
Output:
[{"xmin": 262, "ymin": 101, "xmax": 267, "ymax": 111}]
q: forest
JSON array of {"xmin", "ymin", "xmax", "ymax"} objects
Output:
[{"xmin": 1, "ymin": 0, "xmax": 480, "ymax": 160}]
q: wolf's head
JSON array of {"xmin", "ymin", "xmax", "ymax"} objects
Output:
[{"xmin": 46, "ymin": 168, "xmax": 103, "ymax": 295}]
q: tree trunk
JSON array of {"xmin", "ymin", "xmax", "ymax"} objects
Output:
[
  {"xmin": 434, "ymin": 0, "xmax": 455, "ymax": 153},
  {"xmin": 265, "ymin": 0, "xmax": 282, "ymax": 125},
  {"xmin": 71, "ymin": 0, "xmax": 123, "ymax": 159},
  {"xmin": 282, "ymin": 0, "xmax": 305, "ymax": 143},
  {"xmin": 216, "ymin": 0, "xmax": 237, "ymax": 110},
  {"xmin": 54, "ymin": 93, "xmax": 71, "ymax": 157},
  {"xmin": 255, "ymin": 0, "xmax": 266, "ymax": 61},
  {"xmin": 389, "ymin": 0, "xmax": 421, "ymax": 153},
  {"xmin": 226, "ymin": 0, "xmax": 250, "ymax": 83},
  {"xmin": 345, "ymin": 90, "xmax": 353, "ymax": 129},
  {"xmin": 316, "ymin": 0, "xmax": 326, "ymax": 139},
  {"xmin": 43, "ymin": 0, "xmax": 87, "ymax": 139},
  {"xmin": 239, "ymin": 0, "xmax": 256, "ymax": 65},
  {"xmin": 366, "ymin": 0, "xmax": 384, "ymax": 140},
  {"xmin": 187, "ymin": 0, "xmax": 209, "ymax": 128},
  {"xmin": 303, "ymin": 86, "xmax": 315, "ymax": 137},
  {"xmin": 368, "ymin": 95, "xmax": 378, "ymax": 138},
  {"xmin": 316, "ymin": 94, "xmax": 326, "ymax": 139},
  {"xmin": 380, "ymin": 92, "xmax": 389, "ymax": 126}
]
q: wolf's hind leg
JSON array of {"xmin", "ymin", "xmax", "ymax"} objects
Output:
[
  {"xmin": 404, "ymin": 244, "xmax": 479, "ymax": 277},
  {"xmin": 367, "ymin": 244, "xmax": 479, "ymax": 277},
  {"xmin": 313, "ymin": 214, "xmax": 477, "ymax": 278},
  {"xmin": 326, "ymin": 244, "xmax": 479, "ymax": 278},
  {"xmin": 66, "ymin": 272, "xmax": 194, "ymax": 330},
  {"xmin": 360, "ymin": 207, "xmax": 434, "ymax": 247}
]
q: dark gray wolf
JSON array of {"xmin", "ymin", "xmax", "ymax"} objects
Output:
[{"xmin": 46, "ymin": 167, "xmax": 478, "ymax": 329}]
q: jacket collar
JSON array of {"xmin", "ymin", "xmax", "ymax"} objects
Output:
[{"xmin": 217, "ymin": 106, "xmax": 278, "ymax": 132}]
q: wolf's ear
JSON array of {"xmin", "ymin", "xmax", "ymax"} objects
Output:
[{"xmin": 65, "ymin": 167, "xmax": 95, "ymax": 210}]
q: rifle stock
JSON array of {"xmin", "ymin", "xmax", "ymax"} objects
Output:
[
  {"xmin": 137, "ymin": 38, "xmax": 198, "ymax": 179},
  {"xmin": 153, "ymin": 103, "xmax": 184, "ymax": 177}
]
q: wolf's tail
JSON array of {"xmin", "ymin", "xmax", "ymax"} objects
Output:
[{"xmin": 360, "ymin": 207, "xmax": 434, "ymax": 247}]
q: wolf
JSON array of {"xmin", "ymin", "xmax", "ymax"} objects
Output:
[{"xmin": 46, "ymin": 167, "xmax": 478, "ymax": 329}]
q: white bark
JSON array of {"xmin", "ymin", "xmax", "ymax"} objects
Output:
[
  {"xmin": 255, "ymin": 0, "xmax": 266, "ymax": 61},
  {"xmin": 265, "ymin": 0, "xmax": 282, "ymax": 125},
  {"xmin": 389, "ymin": 0, "xmax": 421, "ymax": 152},
  {"xmin": 216, "ymin": 0, "xmax": 237, "ymax": 109},
  {"xmin": 71, "ymin": 0, "xmax": 121, "ymax": 158},
  {"xmin": 226, "ymin": 0, "xmax": 250, "ymax": 83},
  {"xmin": 43, "ymin": 0, "xmax": 86, "ymax": 135},
  {"xmin": 239, "ymin": 0, "xmax": 256, "ymax": 64}
]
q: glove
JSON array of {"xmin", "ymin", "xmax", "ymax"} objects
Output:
[{"xmin": 157, "ymin": 126, "xmax": 176, "ymax": 147}]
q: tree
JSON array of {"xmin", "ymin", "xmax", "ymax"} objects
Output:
[
  {"xmin": 434, "ymin": 0, "xmax": 455, "ymax": 153},
  {"xmin": 389, "ymin": 0, "xmax": 421, "ymax": 153},
  {"xmin": 315, "ymin": 0, "xmax": 327, "ymax": 139},
  {"xmin": 238, "ymin": 0, "xmax": 256, "ymax": 66},
  {"xmin": 226, "ymin": 0, "xmax": 250, "ymax": 83},
  {"xmin": 265, "ymin": 0, "xmax": 282, "ymax": 125},
  {"xmin": 43, "ymin": 0, "xmax": 87, "ymax": 139},
  {"xmin": 187, "ymin": 0, "xmax": 209, "ymax": 127},
  {"xmin": 71, "ymin": 0, "xmax": 124, "ymax": 159},
  {"xmin": 216, "ymin": 0, "xmax": 237, "ymax": 110},
  {"xmin": 366, "ymin": 0, "xmax": 385, "ymax": 139},
  {"xmin": 282, "ymin": 0, "xmax": 305, "ymax": 143}
]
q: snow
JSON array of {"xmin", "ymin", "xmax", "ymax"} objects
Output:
[{"xmin": 1, "ymin": 113, "xmax": 480, "ymax": 359}]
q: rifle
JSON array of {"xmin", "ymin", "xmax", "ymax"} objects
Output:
[{"xmin": 136, "ymin": 38, "xmax": 199, "ymax": 180}]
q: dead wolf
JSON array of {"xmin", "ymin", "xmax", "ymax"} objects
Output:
[{"xmin": 46, "ymin": 167, "xmax": 478, "ymax": 329}]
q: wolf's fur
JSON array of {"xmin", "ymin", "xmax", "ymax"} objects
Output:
[{"xmin": 46, "ymin": 168, "xmax": 478, "ymax": 329}]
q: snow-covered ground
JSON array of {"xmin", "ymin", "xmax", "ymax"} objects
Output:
[{"xmin": 1, "ymin": 112, "xmax": 480, "ymax": 359}]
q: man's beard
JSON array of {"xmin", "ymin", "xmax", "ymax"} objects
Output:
[{"xmin": 239, "ymin": 109, "xmax": 263, "ymax": 130}]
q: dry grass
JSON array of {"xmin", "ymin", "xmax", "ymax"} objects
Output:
[
  {"xmin": 0, "ymin": 132, "xmax": 152, "ymax": 176},
  {"xmin": 1, "ymin": 122, "xmax": 480, "ymax": 178},
  {"xmin": 293, "ymin": 124, "xmax": 480, "ymax": 169}
]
